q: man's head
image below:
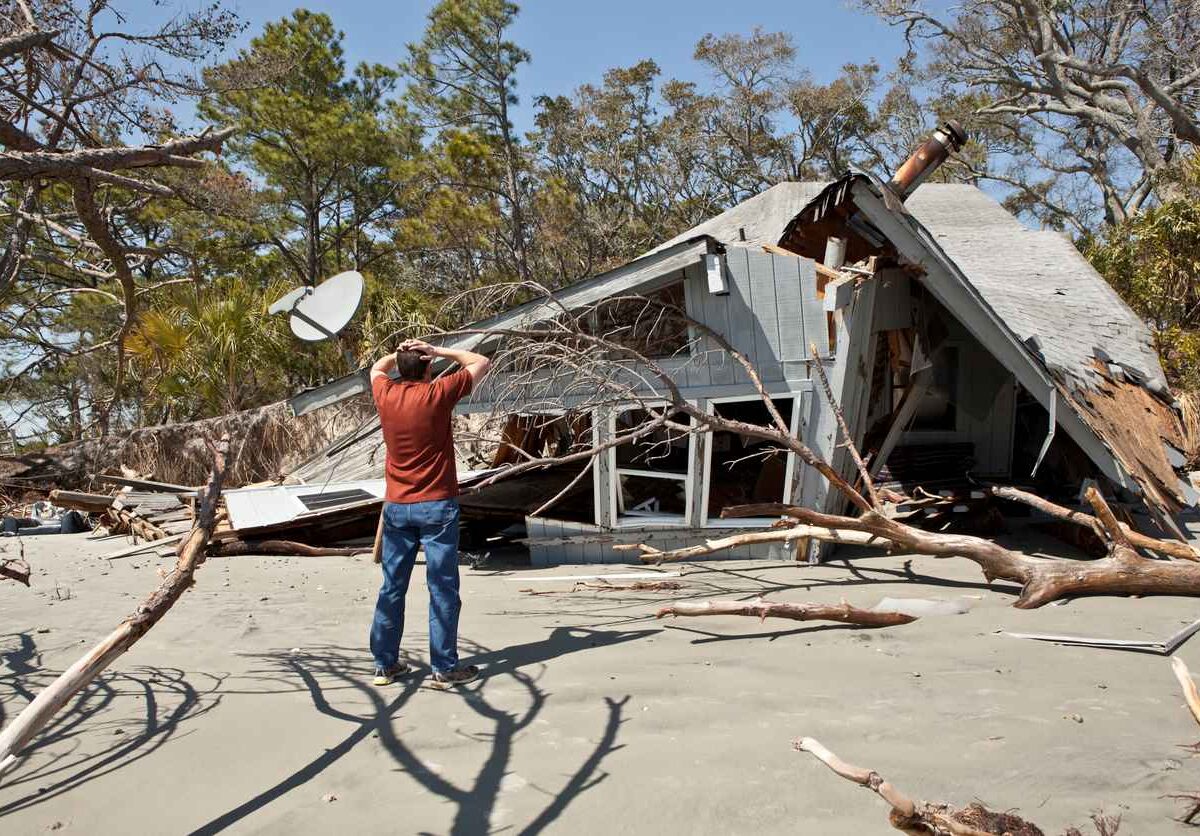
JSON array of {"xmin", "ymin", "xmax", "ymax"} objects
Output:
[{"xmin": 394, "ymin": 348, "xmax": 432, "ymax": 382}]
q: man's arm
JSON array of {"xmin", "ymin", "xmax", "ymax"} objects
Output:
[{"xmin": 370, "ymin": 351, "xmax": 397, "ymax": 382}]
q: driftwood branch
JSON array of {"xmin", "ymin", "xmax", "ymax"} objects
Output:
[
  {"xmin": 794, "ymin": 737, "xmax": 1039, "ymax": 835},
  {"xmin": 1172, "ymin": 656, "xmax": 1200, "ymax": 728},
  {"xmin": 656, "ymin": 599, "xmax": 916, "ymax": 628},
  {"xmin": 990, "ymin": 485, "xmax": 1199, "ymax": 561},
  {"xmin": 0, "ymin": 434, "xmax": 232, "ymax": 779},
  {"xmin": 207, "ymin": 540, "xmax": 367, "ymax": 558}
]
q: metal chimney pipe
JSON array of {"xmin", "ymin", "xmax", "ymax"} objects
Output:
[{"xmin": 887, "ymin": 120, "xmax": 967, "ymax": 200}]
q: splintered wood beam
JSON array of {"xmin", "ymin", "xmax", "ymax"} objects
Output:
[
  {"xmin": 656, "ymin": 599, "xmax": 916, "ymax": 628},
  {"xmin": 1172, "ymin": 656, "xmax": 1200, "ymax": 728},
  {"xmin": 47, "ymin": 489, "xmax": 114, "ymax": 512}
]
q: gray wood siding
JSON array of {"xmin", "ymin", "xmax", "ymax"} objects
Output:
[
  {"xmin": 456, "ymin": 245, "xmax": 824, "ymax": 412},
  {"xmin": 680, "ymin": 247, "xmax": 825, "ymax": 391}
]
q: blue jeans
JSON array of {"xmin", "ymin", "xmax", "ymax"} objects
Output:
[{"xmin": 370, "ymin": 498, "xmax": 462, "ymax": 674}]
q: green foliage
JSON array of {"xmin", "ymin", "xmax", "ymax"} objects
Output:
[{"xmin": 1084, "ymin": 178, "xmax": 1200, "ymax": 389}]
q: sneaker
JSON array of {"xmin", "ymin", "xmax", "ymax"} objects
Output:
[
  {"xmin": 372, "ymin": 662, "xmax": 411, "ymax": 685},
  {"xmin": 430, "ymin": 664, "xmax": 480, "ymax": 688}
]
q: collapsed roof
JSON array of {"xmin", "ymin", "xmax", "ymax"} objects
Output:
[{"xmin": 289, "ymin": 175, "xmax": 1191, "ymax": 532}]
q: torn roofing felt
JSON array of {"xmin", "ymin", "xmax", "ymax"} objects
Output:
[{"xmin": 779, "ymin": 174, "xmax": 1190, "ymax": 523}]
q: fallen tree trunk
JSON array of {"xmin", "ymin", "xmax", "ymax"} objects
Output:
[
  {"xmin": 631, "ymin": 498, "xmax": 1200, "ymax": 610},
  {"xmin": 207, "ymin": 540, "xmax": 366, "ymax": 558},
  {"xmin": 795, "ymin": 737, "xmax": 1042, "ymax": 835},
  {"xmin": 0, "ymin": 435, "xmax": 231, "ymax": 779},
  {"xmin": 656, "ymin": 599, "xmax": 915, "ymax": 628}
]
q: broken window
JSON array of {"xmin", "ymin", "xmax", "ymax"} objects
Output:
[
  {"xmin": 586, "ymin": 281, "xmax": 692, "ymax": 358},
  {"xmin": 704, "ymin": 397, "xmax": 795, "ymax": 526},
  {"xmin": 612, "ymin": 407, "xmax": 693, "ymax": 525}
]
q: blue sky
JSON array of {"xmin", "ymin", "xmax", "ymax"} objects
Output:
[{"xmin": 144, "ymin": 0, "xmax": 910, "ymax": 131}]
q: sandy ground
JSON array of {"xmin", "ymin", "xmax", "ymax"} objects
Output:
[{"xmin": 3, "ymin": 530, "xmax": 1200, "ymax": 835}]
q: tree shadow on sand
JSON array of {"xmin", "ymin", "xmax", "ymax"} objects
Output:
[
  {"xmin": 0, "ymin": 632, "xmax": 225, "ymax": 817},
  {"xmin": 191, "ymin": 625, "xmax": 656, "ymax": 836}
]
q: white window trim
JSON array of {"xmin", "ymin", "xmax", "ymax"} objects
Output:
[
  {"xmin": 609, "ymin": 401, "xmax": 696, "ymax": 528},
  {"xmin": 701, "ymin": 393, "xmax": 802, "ymax": 528}
]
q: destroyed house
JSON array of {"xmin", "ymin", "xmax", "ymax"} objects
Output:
[{"xmin": 278, "ymin": 127, "xmax": 1193, "ymax": 565}]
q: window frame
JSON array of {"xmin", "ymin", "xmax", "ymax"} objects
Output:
[
  {"xmin": 608, "ymin": 401, "xmax": 697, "ymax": 529},
  {"xmin": 700, "ymin": 393, "xmax": 801, "ymax": 528}
]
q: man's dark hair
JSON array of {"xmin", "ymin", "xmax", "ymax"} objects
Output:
[{"xmin": 395, "ymin": 349, "xmax": 429, "ymax": 381}]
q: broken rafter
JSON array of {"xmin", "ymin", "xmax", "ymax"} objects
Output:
[{"xmin": 656, "ymin": 599, "xmax": 916, "ymax": 628}]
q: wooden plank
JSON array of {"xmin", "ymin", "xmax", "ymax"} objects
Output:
[
  {"xmin": 700, "ymin": 259, "xmax": 736, "ymax": 387},
  {"xmin": 823, "ymin": 276, "xmax": 856, "ymax": 311},
  {"xmin": 745, "ymin": 249, "xmax": 784, "ymax": 382},
  {"xmin": 689, "ymin": 398, "xmax": 709, "ymax": 527},
  {"xmin": 593, "ymin": 406, "xmax": 614, "ymax": 528},
  {"xmin": 102, "ymin": 532, "xmax": 186, "ymax": 560},
  {"xmin": 773, "ymin": 256, "xmax": 806, "ymax": 374},
  {"xmin": 868, "ymin": 367, "xmax": 933, "ymax": 479},
  {"xmin": 96, "ymin": 475, "xmax": 196, "ymax": 493},
  {"xmin": 724, "ymin": 248, "xmax": 759, "ymax": 385}
]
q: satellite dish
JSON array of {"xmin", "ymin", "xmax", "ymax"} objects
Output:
[{"xmin": 269, "ymin": 270, "xmax": 365, "ymax": 342}]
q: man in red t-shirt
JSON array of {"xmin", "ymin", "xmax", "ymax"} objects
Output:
[{"xmin": 368, "ymin": 339, "xmax": 490, "ymax": 687}]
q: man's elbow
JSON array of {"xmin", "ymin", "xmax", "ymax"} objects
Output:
[{"xmin": 475, "ymin": 357, "xmax": 492, "ymax": 377}]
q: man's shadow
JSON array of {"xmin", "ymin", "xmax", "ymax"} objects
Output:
[{"xmin": 192, "ymin": 625, "xmax": 656, "ymax": 836}]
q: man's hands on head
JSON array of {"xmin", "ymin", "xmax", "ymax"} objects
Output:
[
  {"xmin": 381, "ymin": 337, "xmax": 491, "ymax": 386},
  {"xmin": 399, "ymin": 339, "xmax": 438, "ymax": 360}
]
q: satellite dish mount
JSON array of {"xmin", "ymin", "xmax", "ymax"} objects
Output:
[{"xmin": 268, "ymin": 270, "xmax": 365, "ymax": 371}]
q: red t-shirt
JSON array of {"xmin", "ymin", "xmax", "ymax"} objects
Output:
[{"xmin": 372, "ymin": 369, "xmax": 474, "ymax": 503}]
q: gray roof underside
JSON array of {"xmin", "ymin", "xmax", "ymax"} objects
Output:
[{"xmin": 652, "ymin": 180, "xmax": 1166, "ymax": 394}]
